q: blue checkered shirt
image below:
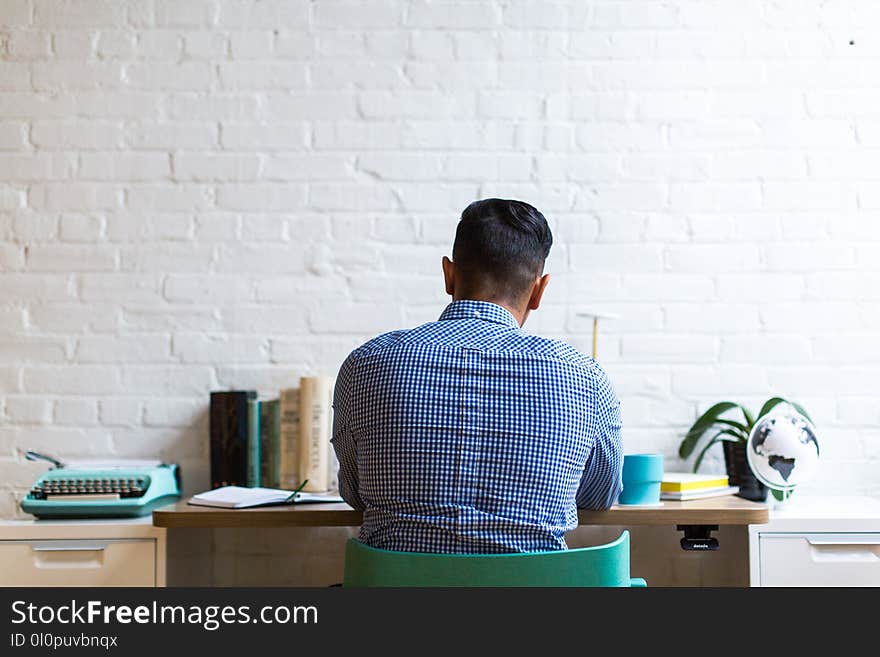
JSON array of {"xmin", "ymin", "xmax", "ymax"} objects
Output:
[{"xmin": 331, "ymin": 300, "xmax": 623, "ymax": 554}]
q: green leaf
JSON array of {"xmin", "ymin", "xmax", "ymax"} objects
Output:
[
  {"xmin": 758, "ymin": 397, "xmax": 813, "ymax": 424},
  {"xmin": 789, "ymin": 401, "xmax": 813, "ymax": 424},
  {"xmin": 740, "ymin": 405, "xmax": 755, "ymax": 429},
  {"xmin": 714, "ymin": 418, "xmax": 750, "ymax": 436},
  {"xmin": 692, "ymin": 429, "xmax": 742, "ymax": 473},
  {"xmin": 757, "ymin": 397, "xmax": 787, "ymax": 420},
  {"xmin": 678, "ymin": 402, "xmax": 739, "ymax": 459}
]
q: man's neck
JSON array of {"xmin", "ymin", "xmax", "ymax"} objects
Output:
[{"xmin": 452, "ymin": 296, "xmax": 528, "ymax": 327}]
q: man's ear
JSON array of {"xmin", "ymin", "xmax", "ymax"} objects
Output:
[
  {"xmin": 442, "ymin": 256, "xmax": 455, "ymax": 296},
  {"xmin": 527, "ymin": 273, "xmax": 550, "ymax": 311}
]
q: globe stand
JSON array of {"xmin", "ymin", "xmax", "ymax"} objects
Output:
[{"xmin": 768, "ymin": 487, "xmax": 795, "ymax": 508}]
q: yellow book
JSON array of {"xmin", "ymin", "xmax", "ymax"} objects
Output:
[{"xmin": 661, "ymin": 472, "xmax": 729, "ymax": 493}]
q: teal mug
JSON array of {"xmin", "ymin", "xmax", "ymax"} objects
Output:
[{"xmin": 618, "ymin": 454, "xmax": 664, "ymax": 505}]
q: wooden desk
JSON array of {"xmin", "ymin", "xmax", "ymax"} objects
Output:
[{"xmin": 153, "ymin": 496, "xmax": 768, "ymax": 529}]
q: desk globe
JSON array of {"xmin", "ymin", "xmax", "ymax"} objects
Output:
[{"xmin": 746, "ymin": 406, "xmax": 820, "ymax": 503}]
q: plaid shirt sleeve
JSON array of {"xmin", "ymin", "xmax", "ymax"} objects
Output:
[
  {"xmin": 331, "ymin": 351, "xmax": 366, "ymax": 510},
  {"xmin": 575, "ymin": 364, "xmax": 623, "ymax": 510}
]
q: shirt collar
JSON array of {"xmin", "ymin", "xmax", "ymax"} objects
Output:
[{"xmin": 438, "ymin": 300, "xmax": 520, "ymax": 328}]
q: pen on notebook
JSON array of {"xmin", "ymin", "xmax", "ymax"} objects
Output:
[{"xmin": 287, "ymin": 479, "xmax": 309, "ymax": 502}]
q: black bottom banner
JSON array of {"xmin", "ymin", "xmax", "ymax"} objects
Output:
[{"xmin": 0, "ymin": 587, "xmax": 871, "ymax": 655}]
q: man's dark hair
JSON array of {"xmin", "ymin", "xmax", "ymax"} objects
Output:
[{"xmin": 452, "ymin": 198, "xmax": 552, "ymax": 302}]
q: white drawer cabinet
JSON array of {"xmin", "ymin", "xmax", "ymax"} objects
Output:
[
  {"xmin": 0, "ymin": 518, "xmax": 166, "ymax": 587},
  {"xmin": 750, "ymin": 497, "xmax": 880, "ymax": 587},
  {"xmin": 758, "ymin": 533, "xmax": 880, "ymax": 586}
]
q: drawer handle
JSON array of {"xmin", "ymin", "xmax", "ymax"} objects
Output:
[
  {"xmin": 808, "ymin": 543, "xmax": 880, "ymax": 563},
  {"xmin": 30, "ymin": 543, "xmax": 109, "ymax": 570},
  {"xmin": 32, "ymin": 545, "xmax": 106, "ymax": 552},
  {"xmin": 807, "ymin": 539, "xmax": 880, "ymax": 546}
]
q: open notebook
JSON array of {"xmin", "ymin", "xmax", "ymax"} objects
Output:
[{"xmin": 188, "ymin": 486, "xmax": 344, "ymax": 509}]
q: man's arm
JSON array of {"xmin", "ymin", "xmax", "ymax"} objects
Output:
[
  {"xmin": 575, "ymin": 366, "xmax": 623, "ymax": 510},
  {"xmin": 331, "ymin": 352, "xmax": 366, "ymax": 510}
]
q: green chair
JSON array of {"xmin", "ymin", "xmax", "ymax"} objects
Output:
[{"xmin": 343, "ymin": 530, "xmax": 647, "ymax": 587}]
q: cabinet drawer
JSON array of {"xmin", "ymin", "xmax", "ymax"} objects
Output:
[
  {"xmin": 759, "ymin": 533, "xmax": 880, "ymax": 587},
  {"xmin": 0, "ymin": 539, "xmax": 156, "ymax": 587}
]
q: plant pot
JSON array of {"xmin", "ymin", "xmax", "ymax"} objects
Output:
[{"xmin": 722, "ymin": 440, "xmax": 768, "ymax": 502}]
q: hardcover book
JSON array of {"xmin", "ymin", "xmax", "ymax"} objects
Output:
[
  {"xmin": 209, "ymin": 390, "xmax": 257, "ymax": 489},
  {"xmin": 246, "ymin": 398, "xmax": 261, "ymax": 488},
  {"xmin": 661, "ymin": 473, "xmax": 730, "ymax": 493},
  {"xmin": 298, "ymin": 376, "xmax": 334, "ymax": 492},
  {"xmin": 260, "ymin": 398, "xmax": 281, "ymax": 489},
  {"xmin": 660, "ymin": 486, "xmax": 740, "ymax": 501},
  {"xmin": 279, "ymin": 387, "xmax": 301, "ymax": 490}
]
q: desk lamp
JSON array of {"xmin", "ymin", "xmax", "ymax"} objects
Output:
[{"xmin": 575, "ymin": 310, "xmax": 620, "ymax": 360}]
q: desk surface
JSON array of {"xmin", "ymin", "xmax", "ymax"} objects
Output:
[{"xmin": 153, "ymin": 496, "xmax": 769, "ymax": 529}]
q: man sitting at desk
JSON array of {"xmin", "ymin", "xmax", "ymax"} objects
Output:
[{"xmin": 331, "ymin": 198, "xmax": 623, "ymax": 554}]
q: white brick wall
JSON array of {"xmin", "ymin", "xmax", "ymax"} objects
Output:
[{"xmin": 1, "ymin": 1, "xmax": 879, "ymax": 518}]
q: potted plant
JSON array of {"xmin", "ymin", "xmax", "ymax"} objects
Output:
[{"xmin": 678, "ymin": 396, "xmax": 812, "ymax": 502}]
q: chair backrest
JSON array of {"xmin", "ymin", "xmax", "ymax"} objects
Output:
[{"xmin": 343, "ymin": 530, "xmax": 646, "ymax": 587}]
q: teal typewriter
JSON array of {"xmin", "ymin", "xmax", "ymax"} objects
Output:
[{"xmin": 20, "ymin": 451, "xmax": 181, "ymax": 519}]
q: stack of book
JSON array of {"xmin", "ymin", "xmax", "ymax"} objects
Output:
[
  {"xmin": 209, "ymin": 376, "xmax": 337, "ymax": 494},
  {"xmin": 660, "ymin": 473, "xmax": 739, "ymax": 501}
]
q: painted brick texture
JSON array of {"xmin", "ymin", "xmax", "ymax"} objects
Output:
[{"xmin": 1, "ymin": 1, "xmax": 878, "ymax": 517}]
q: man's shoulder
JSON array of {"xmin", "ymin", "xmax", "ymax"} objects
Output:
[
  {"xmin": 346, "ymin": 328, "xmax": 412, "ymax": 360},
  {"xmin": 514, "ymin": 332, "xmax": 596, "ymax": 368},
  {"xmin": 346, "ymin": 325, "xmax": 603, "ymax": 373},
  {"xmin": 513, "ymin": 334, "xmax": 618, "ymax": 404}
]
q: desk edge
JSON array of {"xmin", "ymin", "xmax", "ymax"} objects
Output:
[{"xmin": 154, "ymin": 504, "xmax": 769, "ymax": 529}]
